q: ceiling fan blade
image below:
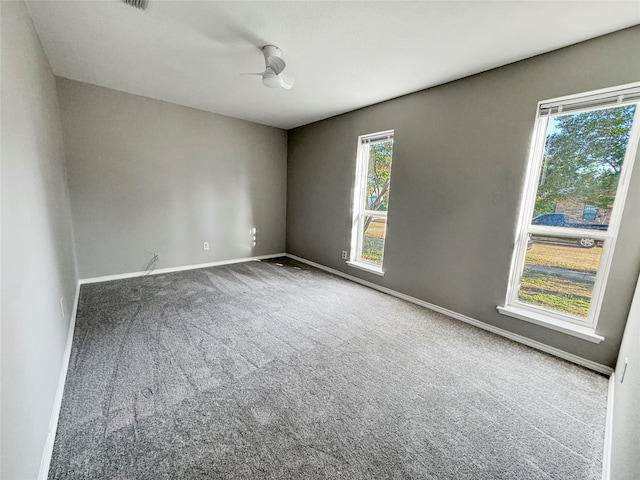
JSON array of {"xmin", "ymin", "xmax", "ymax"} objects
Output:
[
  {"xmin": 278, "ymin": 73, "xmax": 295, "ymax": 89},
  {"xmin": 266, "ymin": 56, "xmax": 286, "ymax": 75},
  {"xmin": 262, "ymin": 72, "xmax": 281, "ymax": 88},
  {"xmin": 246, "ymin": 46, "xmax": 293, "ymax": 89}
]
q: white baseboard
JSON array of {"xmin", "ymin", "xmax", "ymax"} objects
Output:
[
  {"xmin": 80, "ymin": 253, "xmax": 287, "ymax": 284},
  {"xmin": 602, "ymin": 371, "xmax": 615, "ymax": 480},
  {"xmin": 38, "ymin": 281, "xmax": 81, "ymax": 480},
  {"xmin": 286, "ymin": 253, "xmax": 613, "ymax": 376}
]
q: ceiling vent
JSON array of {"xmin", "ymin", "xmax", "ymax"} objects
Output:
[{"xmin": 122, "ymin": 0, "xmax": 148, "ymax": 10}]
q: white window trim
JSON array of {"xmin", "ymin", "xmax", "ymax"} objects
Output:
[
  {"xmin": 346, "ymin": 260, "xmax": 386, "ymax": 276},
  {"xmin": 500, "ymin": 83, "xmax": 640, "ymax": 337},
  {"xmin": 349, "ymin": 130, "xmax": 394, "ymax": 274},
  {"xmin": 497, "ymin": 305, "xmax": 604, "ymax": 343}
]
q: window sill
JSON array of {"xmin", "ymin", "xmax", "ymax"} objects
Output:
[
  {"xmin": 346, "ymin": 261, "xmax": 385, "ymax": 276},
  {"xmin": 497, "ymin": 305, "xmax": 604, "ymax": 344}
]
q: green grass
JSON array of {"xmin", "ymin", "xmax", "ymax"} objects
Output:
[
  {"xmin": 518, "ymin": 270, "xmax": 592, "ymax": 318},
  {"xmin": 360, "ymin": 218, "xmax": 386, "ymax": 264},
  {"xmin": 518, "ymin": 243, "xmax": 601, "ymax": 318},
  {"xmin": 361, "ymin": 237, "xmax": 383, "ymax": 263}
]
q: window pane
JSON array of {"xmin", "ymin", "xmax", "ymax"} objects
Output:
[
  {"xmin": 360, "ymin": 216, "xmax": 386, "ymax": 264},
  {"xmin": 532, "ymin": 105, "xmax": 636, "ymax": 231},
  {"xmin": 518, "ymin": 236, "xmax": 603, "ymax": 319},
  {"xmin": 364, "ymin": 140, "xmax": 393, "ymax": 212}
]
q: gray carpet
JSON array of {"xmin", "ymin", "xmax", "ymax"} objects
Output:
[{"xmin": 49, "ymin": 257, "xmax": 608, "ymax": 479}]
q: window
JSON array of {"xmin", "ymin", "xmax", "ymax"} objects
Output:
[
  {"xmin": 500, "ymin": 85, "xmax": 640, "ymax": 339},
  {"xmin": 348, "ymin": 130, "xmax": 394, "ymax": 274}
]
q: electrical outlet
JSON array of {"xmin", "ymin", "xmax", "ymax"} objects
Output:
[
  {"xmin": 203, "ymin": 242, "xmax": 209, "ymax": 251},
  {"xmin": 342, "ymin": 250, "xmax": 348, "ymax": 260},
  {"xmin": 60, "ymin": 297, "xmax": 65, "ymax": 319}
]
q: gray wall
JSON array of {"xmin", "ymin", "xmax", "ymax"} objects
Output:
[
  {"xmin": 1, "ymin": 1, "xmax": 79, "ymax": 478},
  {"xmin": 610, "ymin": 275, "xmax": 640, "ymax": 479},
  {"xmin": 56, "ymin": 79, "xmax": 288, "ymax": 279},
  {"xmin": 287, "ymin": 26, "xmax": 640, "ymax": 368}
]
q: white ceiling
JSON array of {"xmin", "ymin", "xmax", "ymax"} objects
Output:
[{"xmin": 26, "ymin": 1, "xmax": 640, "ymax": 130}]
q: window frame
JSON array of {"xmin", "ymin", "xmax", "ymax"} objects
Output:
[
  {"xmin": 348, "ymin": 130, "xmax": 394, "ymax": 274},
  {"xmin": 501, "ymin": 84, "xmax": 640, "ymax": 336}
]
